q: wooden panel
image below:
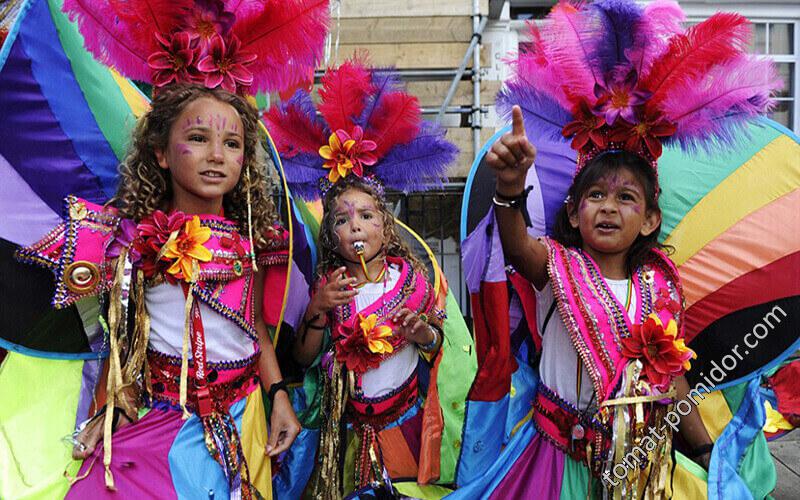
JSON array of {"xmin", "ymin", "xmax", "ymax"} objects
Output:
[
  {"xmin": 336, "ymin": 16, "xmax": 473, "ymax": 44},
  {"xmin": 332, "ymin": 43, "xmax": 490, "ymax": 69},
  {"xmin": 406, "ymin": 80, "xmax": 502, "ymax": 107},
  {"xmin": 340, "ymin": 0, "xmax": 488, "ymax": 18}
]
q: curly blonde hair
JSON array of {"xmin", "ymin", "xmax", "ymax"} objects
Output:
[
  {"xmin": 111, "ymin": 84, "xmax": 277, "ymax": 248},
  {"xmin": 317, "ymin": 178, "xmax": 427, "ymax": 278}
]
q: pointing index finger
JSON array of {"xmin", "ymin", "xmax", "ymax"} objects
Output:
[{"xmin": 511, "ymin": 105, "xmax": 526, "ymax": 138}]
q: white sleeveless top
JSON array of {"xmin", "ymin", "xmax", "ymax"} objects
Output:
[{"xmin": 146, "ymin": 282, "xmax": 257, "ymax": 362}]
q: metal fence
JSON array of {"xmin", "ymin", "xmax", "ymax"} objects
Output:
[{"xmin": 385, "ymin": 183, "xmax": 471, "ymax": 319}]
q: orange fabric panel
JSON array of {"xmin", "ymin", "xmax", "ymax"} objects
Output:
[
  {"xmin": 418, "ymin": 352, "xmax": 444, "ymax": 484},
  {"xmin": 377, "ymin": 426, "xmax": 418, "ymax": 479}
]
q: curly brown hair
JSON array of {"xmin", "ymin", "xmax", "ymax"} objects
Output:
[
  {"xmin": 110, "ymin": 83, "xmax": 277, "ymax": 248},
  {"xmin": 317, "ymin": 178, "xmax": 426, "ymax": 278}
]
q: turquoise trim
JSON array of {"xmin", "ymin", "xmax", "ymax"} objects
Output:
[
  {"xmin": 0, "ymin": 336, "xmax": 108, "ymax": 360},
  {"xmin": 0, "ymin": 0, "xmax": 33, "ymax": 71},
  {"xmin": 759, "ymin": 116, "xmax": 800, "ymax": 143},
  {"xmin": 460, "ymin": 125, "xmax": 510, "ymax": 244}
]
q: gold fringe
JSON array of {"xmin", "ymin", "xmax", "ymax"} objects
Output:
[
  {"xmin": 313, "ymin": 358, "xmax": 347, "ymax": 500},
  {"xmin": 245, "ymin": 164, "xmax": 258, "ymax": 273}
]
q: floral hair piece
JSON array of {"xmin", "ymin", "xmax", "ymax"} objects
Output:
[
  {"xmin": 499, "ymin": 0, "xmax": 780, "ymax": 179},
  {"xmin": 64, "ymin": 0, "xmax": 330, "ymax": 94},
  {"xmin": 263, "ymin": 58, "xmax": 459, "ymax": 200}
]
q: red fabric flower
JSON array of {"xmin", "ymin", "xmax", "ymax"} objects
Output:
[
  {"xmin": 562, "ymin": 100, "xmax": 607, "ymax": 152},
  {"xmin": 133, "ymin": 210, "xmax": 187, "ymax": 279},
  {"xmin": 147, "ymin": 31, "xmax": 202, "ymax": 87},
  {"xmin": 609, "ymin": 110, "xmax": 676, "ymax": 160},
  {"xmin": 621, "ymin": 313, "xmax": 695, "ymax": 390},
  {"xmin": 654, "ymin": 287, "xmax": 682, "ymax": 315},
  {"xmin": 196, "ymin": 34, "xmax": 257, "ymax": 93},
  {"xmin": 185, "ymin": 0, "xmax": 235, "ymax": 44},
  {"xmin": 335, "ymin": 314, "xmax": 393, "ymax": 374}
]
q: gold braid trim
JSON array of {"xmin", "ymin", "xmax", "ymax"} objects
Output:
[{"xmin": 313, "ymin": 358, "xmax": 347, "ymax": 500}]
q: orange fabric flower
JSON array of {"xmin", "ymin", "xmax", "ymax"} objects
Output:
[
  {"xmin": 319, "ymin": 127, "xmax": 377, "ymax": 183},
  {"xmin": 621, "ymin": 313, "xmax": 696, "ymax": 389},
  {"xmin": 359, "ymin": 313, "xmax": 394, "ymax": 355},
  {"xmin": 162, "ymin": 215, "xmax": 212, "ymax": 281}
]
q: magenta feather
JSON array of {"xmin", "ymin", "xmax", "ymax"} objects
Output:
[
  {"xmin": 62, "ymin": 0, "xmax": 162, "ymax": 81},
  {"xmin": 630, "ymin": 0, "xmax": 685, "ymax": 80},
  {"xmin": 232, "ymin": 0, "xmax": 329, "ymax": 93},
  {"xmin": 513, "ymin": 25, "xmax": 571, "ymax": 109},
  {"xmin": 318, "ymin": 60, "xmax": 374, "ymax": 132},
  {"xmin": 538, "ymin": 2, "xmax": 602, "ymax": 104},
  {"xmin": 643, "ymin": 12, "xmax": 752, "ymax": 108},
  {"xmin": 263, "ymin": 92, "xmax": 329, "ymax": 157},
  {"xmin": 364, "ymin": 92, "xmax": 421, "ymax": 159},
  {"xmin": 661, "ymin": 56, "xmax": 780, "ymax": 151}
]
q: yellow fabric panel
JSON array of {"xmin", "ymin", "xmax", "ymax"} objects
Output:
[
  {"xmin": 667, "ymin": 452, "xmax": 708, "ymax": 499},
  {"xmin": 665, "ymin": 135, "xmax": 800, "ymax": 265},
  {"xmin": 680, "ymin": 189, "xmax": 800, "ymax": 307},
  {"xmin": 241, "ymin": 390, "xmax": 272, "ymax": 499},
  {"xmin": 108, "ymin": 70, "xmax": 149, "ymax": 118},
  {"xmin": 696, "ymin": 390, "xmax": 733, "ymax": 441}
]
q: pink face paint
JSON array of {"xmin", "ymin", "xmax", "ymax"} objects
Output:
[
  {"xmin": 177, "ymin": 143, "xmax": 192, "ymax": 155},
  {"xmin": 236, "ymin": 154, "xmax": 244, "ymax": 165},
  {"xmin": 343, "ymin": 200, "xmax": 356, "ymax": 218},
  {"xmin": 221, "ymin": 117, "xmax": 227, "ymax": 130},
  {"xmin": 232, "ymin": 123, "xmax": 238, "ymax": 133},
  {"xmin": 195, "ymin": 116, "xmax": 202, "ymax": 125}
]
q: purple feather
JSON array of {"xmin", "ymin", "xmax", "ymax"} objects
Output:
[
  {"xmin": 497, "ymin": 82, "xmax": 572, "ymax": 142},
  {"xmin": 281, "ymin": 153, "xmax": 326, "ymax": 200},
  {"xmin": 356, "ymin": 68, "xmax": 404, "ymax": 129},
  {"xmin": 287, "ymin": 90, "xmax": 327, "ymax": 128},
  {"xmin": 588, "ymin": 0, "xmax": 644, "ymax": 76},
  {"xmin": 373, "ymin": 121, "xmax": 458, "ymax": 192}
]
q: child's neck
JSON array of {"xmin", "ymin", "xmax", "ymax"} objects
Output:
[
  {"xmin": 346, "ymin": 253, "xmax": 387, "ymax": 283},
  {"xmin": 582, "ymin": 245, "xmax": 628, "ymax": 280},
  {"xmin": 170, "ymin": 194, "xmax": 223, "ymax": 216}
]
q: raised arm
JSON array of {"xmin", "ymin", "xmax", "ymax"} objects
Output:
[{"xmin": 487, "ymin": 106, "xmax": 549, "ymax": 289}]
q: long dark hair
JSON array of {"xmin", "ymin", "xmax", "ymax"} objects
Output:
[{"xmin": 552, "ymin": 151, "xmax": 670, "ymax": 274}]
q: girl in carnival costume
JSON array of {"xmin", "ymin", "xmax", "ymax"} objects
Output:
[
  {"xmin": 451, "ymin": 0, "xmax": 780, "ymax": 498},
  {"xmin": 264, "ymin": 59, "xmax": 472, "ymax": 498},
  {"xmin": 13, "ymin": 0, "xmax": 329, "ymax": 497}
]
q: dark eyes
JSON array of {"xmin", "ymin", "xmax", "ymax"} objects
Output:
[
  {"xmin": 189, "ymin": 134, "xmax": 205, "ymax": 142},
  {"xmin": 362, "ymin": 212, "xmax": 373, "ymax": 220},
  {"xmin": 334, "ymin": 217, "xmax": 346, "ymax": 226},
  {"xmin": 588, "ymin": 190, "xmax": 604, "ymax": 199},
  {"xmin": 225, "ymin": 139, "xmax": 241, "ymax": 149}
]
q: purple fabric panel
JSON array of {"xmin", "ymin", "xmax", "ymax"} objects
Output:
[
  {"xmin": 488, "ymin": 433, "xmax": 566, "ymax": 499},
  {"xmin": 282, "ymin": 261, "xmax": 311, "ymax": 330},
  {"xmin": 397, "ymin": 407, "xmax": 424, "ymax": 463},
  {"xmin": 534, "ymin": 140, "xmax": 576, "ymax": 236},
  {"xmin": 74, "ymin": 358, "xmax": 102, "ymax": 428},
  {"xmin": 0, "ymin": 153, "xmax": 61, "ymax": 246},
  {"xmin": 0, "ymin": 40, "xmax": 105, "ymax": 213},
  {"xmin": 65, "ymin": 408, "xmax": 183, "ymax": 499},
  {"xmin": 462, "ymin": 208, "xmax": 507, "ymax": 294}
]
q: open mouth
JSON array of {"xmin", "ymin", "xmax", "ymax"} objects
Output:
[
  {"xmin": 596, "ymin": 222, "xmax": 620, "ymax": 230},
  {"xmin": 200, "ymin": 170, "xmax": 226, "ymax": 179}
]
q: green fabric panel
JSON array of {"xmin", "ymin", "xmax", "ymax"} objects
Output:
[
  {"xmin": 658, "ymin": 122, "xmax": 781, "ymax": 241},
  {"xmin": 721, "ymin": 381, "xmax": 778, "ymax": 499},
  {"xmin": 0, "ymin": 352, "xmax": 84, "ymax": 499},
  {"xmin": 559, "ymin": 454, "xmax": 602, "ymax": 499},
  {"xmin": 676, "ymin": 450, "xmax": 709, "ymax": 481},
  {"xmin": 394, "ymin": 481, "xmax": 452, "ymax": 498},
  {"xmin": 437, "ymin": 291, "xmax": 478, "ymax": 484},
  {"xmin": 295, "ymin": 198, "xmax": 321, "ymax": 241},
  {"xmin": 47, "ymin": 0, "xmax": 136, "ymax": 162}
]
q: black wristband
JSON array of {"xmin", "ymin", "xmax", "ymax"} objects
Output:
[
  {"xmin": 267, "ymin": 380, "xmax": 289, "ymax": 402},
  {"xmin": 493, "ymin": 186, "xmax": 534, "ymax": 227}
]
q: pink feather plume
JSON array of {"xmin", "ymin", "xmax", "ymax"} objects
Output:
[
  {"xmin": 628, "ymin": 0, "xmax": 685, "ymax": 80},
  {"xmin": 63, "ymin": 0, "xmax": 186, "ymax": 81},
  {"xmin": 643, "ymin": 12, "xmax": 752, "ymax": 108},
  {"xmin": 318, "ymin": 59, "xmax": 374, "ymax": 133},
  {"xmin": 512, "ymin": 23, "xmax": 572, "ymax": 109},
  {"xmin": 660, "ymin": 56, "xmax": 780, "ymax": 148},
  {"xmin": 263, "ymin": 104, "xmax": 328, "ymax": 157},
  {"xmin": 364, "ymin": 92, "xmax": 421, "ymax": 159},
  {"xmin": 231, "ymin": 0, "xmax": 330, "ymax": 93}
]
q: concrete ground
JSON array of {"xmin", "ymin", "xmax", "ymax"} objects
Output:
[{"xmin": 770, "ymin": 429, "xmax": 800, "ymax": 499}]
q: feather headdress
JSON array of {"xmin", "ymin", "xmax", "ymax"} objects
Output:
[
  {"xmin": 263, "ymin": 58, "xmax": 459, "ymax": 199},
  {"xmin": 63, "ymin": 0, "xmax": 330, "ymax": 94},
  {"xmin": 499, "ymin": 0, "xmax": 780, "ymax": 177}
]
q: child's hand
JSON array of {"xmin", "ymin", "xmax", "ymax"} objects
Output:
[
  {"xmin": 308, "ymin": 267, "xmax": 358, "ymax": 316},
  {"xmin": 393, "ymin": 308, "xmax": 435, "ymax": 346},
  {"xmin": 266, "ymin": 391, "xmax": 301, "ymax": 457},
  {"xmin": 487, "ymin": 105, "xmax": 537, "ymax": 195},
  {"xmin": 71, "ymin": 411, "xmax": 132, "ymax": 460}
]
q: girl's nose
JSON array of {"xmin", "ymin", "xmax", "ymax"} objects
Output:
[{"xmin": 209, "ymin": 141, "xmax": 224, "ymax": 162}]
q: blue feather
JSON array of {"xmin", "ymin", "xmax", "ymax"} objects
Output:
[
  {"xmin": 589, "ymin": 0, "xmax": 644, "ymax": 76},
  {"xmin": 497, "ymin": 82, "xmax": 572, "ymax": 142}
]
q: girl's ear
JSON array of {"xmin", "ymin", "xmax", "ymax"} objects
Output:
[
  {"xmin": 640, "ymin": 208, "xmax": 662, "ymax": 237},
  {"xmin": 155, "ymin": 149, "xmax": 169, "ymax": 170},
  {"xmin": 567, "ymin": 198, "xmax": 579, "ymax": 229}
]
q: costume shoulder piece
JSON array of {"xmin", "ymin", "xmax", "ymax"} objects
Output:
[{"xmin": 16, "ymin": 195, "xmax": 120, "ymax": 308}]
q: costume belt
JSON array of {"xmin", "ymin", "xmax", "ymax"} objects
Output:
[
  {"xmin": 532, "ymin": 384, "xmax": 610, "ymax": 470},
  {"xmin": 146, "ymin": 351, "xmax": 259, "ymax": 414},
  {"xmin": 347, "ymin": 372, "xmax": 419, "ymax": 430}
]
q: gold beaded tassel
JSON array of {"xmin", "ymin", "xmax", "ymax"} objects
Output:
[
  {"xmin": 314, "ymin": 358, "xmax": 347, "ymax": 500},
  {"xmin": 245, "ymin": 165, "xmax": 258, "ymax": 273}
]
